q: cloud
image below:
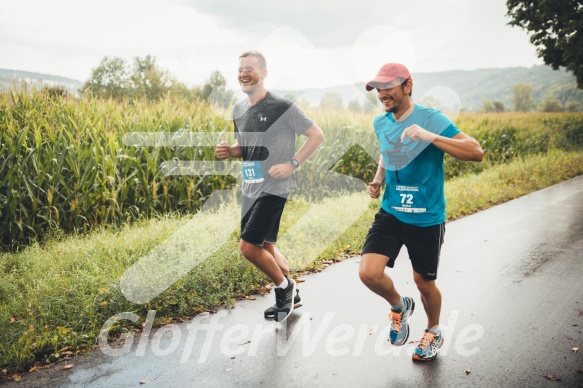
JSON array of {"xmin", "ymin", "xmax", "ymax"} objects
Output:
[
  {"xmin": 0, "ymin": 0, "xmax": 248, "ymax": 82},
  {"xmin": 0, "ymin": 0, "xmax": 542, "ymax": 89},
  {"xmin": 183, "ymin": 0, "xmax": 410, "ymax": 47},
  {"xmin": 180, "ymin": 0, "xmax": 541, "ymax": 78}
]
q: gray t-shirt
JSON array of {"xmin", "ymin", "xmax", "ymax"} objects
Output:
[{"xmin": 233, "ymin": 92, "xmax": 313, "ymax": 198}]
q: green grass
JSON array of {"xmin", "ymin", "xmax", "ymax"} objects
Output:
[
  {"xmin": 2, "ymin": 148, "xmax": 583, "ymax": 375},
  {"xmin": 445, "ymin": 149, "xmax": 583, "ymax": 218}
]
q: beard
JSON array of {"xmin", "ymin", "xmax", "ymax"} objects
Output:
[{"xmin": 383, "ymin": 96, "xmax": 403, "ymax": 113}]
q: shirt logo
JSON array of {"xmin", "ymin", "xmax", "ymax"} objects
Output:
[{"xmin": 260, "ymin": 116, "xmax": 267, "ymax": 122}]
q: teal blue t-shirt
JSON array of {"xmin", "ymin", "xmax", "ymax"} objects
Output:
[{"xmin": 374, "ymin": 104, "xmax": 460, "ymax": 226}]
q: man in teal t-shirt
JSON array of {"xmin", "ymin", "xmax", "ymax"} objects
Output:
[
  {"xmin": 375, "ymin": 104, "xmax": 460, "ymax": 226},
  {"xmin": 359, "ymin": 63, "xmax": 484, "ymax": 361}
]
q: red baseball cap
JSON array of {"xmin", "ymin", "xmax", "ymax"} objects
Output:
[{"xmin": 365, "ymin": 63, "xmax": 411, "ymax": 91}]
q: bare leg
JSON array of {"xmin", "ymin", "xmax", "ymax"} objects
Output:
[
  {"xmin": 359, "ymin": 253, "xmax": 401, "ymax": 306},
  {"xmin": 264, "ymin": 243, "xmax": 290, "ymax": 277},
  {"xmin": 413, "ymin": 270, "xmax": 441, "ymax": 329},
  {"xmin": 239, "ymin": 240, "xmax": 285, "ymax": 285}
]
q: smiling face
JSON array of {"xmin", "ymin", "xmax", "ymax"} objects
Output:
[
  {"xmin": 377, "ymin": 79, "xmax": 412, "ymax": 116},
  {"xmin": 238, "ymin": 55, "xmax": 266, "ymax": 95}
]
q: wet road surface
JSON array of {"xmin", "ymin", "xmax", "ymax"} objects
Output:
[{"xmin": 7, "ymin": 176, "xmax": 583, "ymax": 387}]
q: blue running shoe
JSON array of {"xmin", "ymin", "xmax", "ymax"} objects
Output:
[
  {"xmin": 388, "ymin": 296, "xmax": 415, "ymax": 346},
  {"xmin": 412, "ymin": 330, "xmax": 444, "ymax": 361}
]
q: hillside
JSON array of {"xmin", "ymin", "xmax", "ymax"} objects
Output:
[
  {"xmin": 412, "ymin": 65, "xmax": 583, "ymax": 111},
  {"xmin": 0, "ymin": 69, "xmax": 83, "ymax": 95},
  {"xmin": 1, "ymin": 65, "xmax": 582, "ymax": 111},
  {"xmin": 275, "ymin": 65, "xmax": 583, "ymax": 111}
]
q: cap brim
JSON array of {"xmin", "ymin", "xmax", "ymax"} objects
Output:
[
  {"xmin": 365, "ymin": 76, "xmax": 400, "ymax": 91},
  {"xmin": 365, "ymin": 75, "xmax": 413, "ymax": 91}
]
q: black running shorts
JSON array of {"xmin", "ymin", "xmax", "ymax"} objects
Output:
[
  {"xmin": 361, "ymin": 208, "xmax": 445, "ymax": 280},
  {"xmin": 241, "ymin": 193, "xmax": 287, "ymax": 246}
]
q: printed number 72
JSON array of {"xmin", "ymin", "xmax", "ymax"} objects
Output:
[{"xmin": 400, "ymin": 194, "xmax": 413, "ymax": 205}]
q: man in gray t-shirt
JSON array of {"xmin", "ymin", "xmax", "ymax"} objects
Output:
[
  {"xmin": 216, "ymin": 50, "xmax": 324, "ymax": 322},
  {"xmin": 233, "ymin": 91, "xmax": 314, "ymax": 198}
]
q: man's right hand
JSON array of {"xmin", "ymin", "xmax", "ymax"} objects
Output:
[
  {"xmin": 215, "ymin": 141, "xmax": 230, "ymax": 159},
  {"xmin": 368, "ymin": 181, "xmax": 381, "ymax": 198}
]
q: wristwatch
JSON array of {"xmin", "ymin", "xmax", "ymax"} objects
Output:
[{"xmin": 290, "ymin": 159, "xmax": 300, "ymax": 169}]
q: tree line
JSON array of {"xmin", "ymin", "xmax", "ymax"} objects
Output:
[
  {"xmin": 48, "ymin": 52, "xmax": 582, "ymax": 114},
  {"xmin": 481, "ymin": 83, "xmax": 582, "ymax": 113},
  {"xmin": 317, "ymin": 84, "xmax": 582, "ymax": 113},
  {"xmin": 77, "ymin": 55, "xmax": 383, "ymax": 112},
  {"xmin": 78, "ymin": 55, "xmax": 233, "ymax": 107}
]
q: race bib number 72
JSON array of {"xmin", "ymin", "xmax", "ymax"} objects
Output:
[{"xmin": 389, "ymin": 184, "xmax": 427, "ymax": 213}]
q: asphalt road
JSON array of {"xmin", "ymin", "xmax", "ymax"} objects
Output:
[{"xmin": 7, "ymin": 176, "xmax": 583, "ymax": 387}]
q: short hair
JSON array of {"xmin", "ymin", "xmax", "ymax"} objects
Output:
[
  {"xmin": 399, "ymin": 78, "xmax": 412, "ymax": 97},
  {"xmin": 239, "ymin": 50, "xmax": 267, "ymax": 69}
]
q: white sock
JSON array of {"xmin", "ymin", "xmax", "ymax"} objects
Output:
[
  {"xmin": 391, "ymin": 297, "xmax": 405, "ymax": 311},
  {"xmin": 275, "ymin": 277, "xmax": 289, "ymax": 289},
  {"xmin": 427, "ymin": 326, "xmax": 440, "ymax": 335}
]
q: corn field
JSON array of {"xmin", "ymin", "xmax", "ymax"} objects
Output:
[
  {"xmin": 0, "ymin": 92, "xmax": 235, "ymax": 249},
  {"xmin": 1, "ymin": 91, "xmax": 582, "ymax": 249}
]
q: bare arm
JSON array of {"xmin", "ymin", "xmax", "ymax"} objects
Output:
[
  {"xmin": 431, "ymin": 132, "xmax": 484, "ymax": 162},
  {"xmin": 268, "ymin": 123, "xmax": 325, "ymax": 179},
  {"xmin": 368, "ymin": 156, "xmax": 386, "ymax": 198},
  {"xmin": 401, "ymin": 125, "xmax": 484, "ymax": 162},
  {"xmin": 215, "ymin": 141, "xmax": 243, "ymax": 159},
  {"xmin": 293, "ymin": 123, "xmax": 325, "ymax": 164}
]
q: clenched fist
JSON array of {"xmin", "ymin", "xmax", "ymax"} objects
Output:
[
  {"xmin": 368, "ymin": 181, "xmax": 381, "ymax": 198},
  {"xmin": 215, "ymin": 141, "xmax": 231, "ymax": 159}
]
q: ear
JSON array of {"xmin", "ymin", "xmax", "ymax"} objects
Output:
[
  {"xmin": 404, "ymin": 79, "xmax": 413, "ymax": 94},
  {"xmin": 260, "ymin": 68, "xmax": 268, "ymax": 80}
]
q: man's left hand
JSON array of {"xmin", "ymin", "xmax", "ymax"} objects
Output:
[
  {"xmin": 400, "ymin": 124, "xmax": 438, "ymax": 143},
  {"xmin": 268, "ymin": 162, "xmax": 295, "ymax": 179}
]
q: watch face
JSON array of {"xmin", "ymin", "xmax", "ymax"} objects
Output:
[{"xmin": 291, "ymin": 159, "xmax": 299, "ymax": 168}]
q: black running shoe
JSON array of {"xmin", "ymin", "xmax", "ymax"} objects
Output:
[
  {"xmin": 274, "ymin": 277, "xmax": 297, "ymax": 322},
  {"xmin": 264, "ymin": 289, "xmax": 301, "ymax": 319}
]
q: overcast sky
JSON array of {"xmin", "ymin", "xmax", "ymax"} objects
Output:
[{"xmin": 0, "ymin": 0, "xmax": 542, "ymax": 90}]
